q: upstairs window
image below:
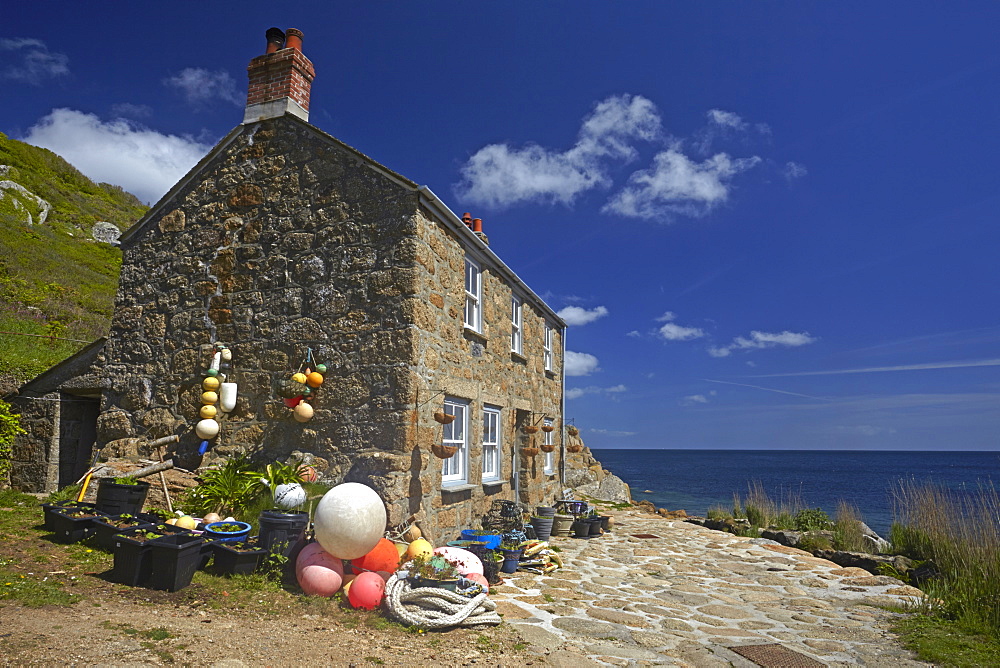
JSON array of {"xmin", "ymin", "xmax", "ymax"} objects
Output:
[
  {"xmin": 441, "ymin": 397, "xmax": 469, "ymax": 485},
  {"xmin": 543, "ymin": 323, "xmax": 553, "ymax": 372},
  {"xmin": 464, "ymin": 257, "xmax": 481, "ymax": 332},
  {"xmin": 482, "ymin": 405, "xmax": 501, "ymax": 482},
  {"xmin": 510, "ymin": 296, "xmax": 522, "ymax": 355},
  {"xmin": 543, "ymin": 417, "xmax": 555, "ymax": 474}
]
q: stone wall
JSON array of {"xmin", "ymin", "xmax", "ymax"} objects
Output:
[{"xmin": 93, "ymin": 114, "xmax": 562, "ymax": 541}]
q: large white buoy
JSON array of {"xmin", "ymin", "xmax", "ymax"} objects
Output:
[
  {"xmin": 313, "ymin": 482, "xmax": 386, "ymax": 560},
  {"xmin": 219, "ymin": 382, "xmax": 238, "ymax": 412}
]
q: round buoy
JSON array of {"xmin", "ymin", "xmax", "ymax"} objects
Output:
[
  {"xmin": 206, "ymin": 368, "xmax": 219, "ymax": 377},
  {"xmin": 201, "ymin": 391, "xmax": 218, "ymax": 405},
  {"xmin": 314, "ymin": 483, "xmax": 387, "ymax": 560},
  {"xmin": 306, "ymin": 371, "xmax": 324, "ymax": 388},
  {"xmin": 202, "ymin": 377, "xmax": 220, "ymax": 391},
  {"xmin": 273, "ymin": 482, "xmax": 307, "ymax": 509},
  {"xmin": 199, "ymin": 404, "xmax": 218, "ymax": 419},
  {"xmin": 348, "ymin": 571, "xmax": 385, "ymax": 610},
  {"xmin": 291, "ymin": 372, "xmax": 307, "ymax": 384},
  {"xmin": 195, "ymin": 418, "xmax": 220, "ymax": 439},
  {"xmin": 316, "ymin": 363, "xmax": 328, "ymax": 373},
  {"xmin": 220, "ymin": 348, "xmax": 232, "ymax": 361},
  {"xmin": 406, "ymin": 538, "xmax": 433, "ymax": 561},
  {"xmin": 432, "ymin": 546, "xmax": 483, "ymax": 576},
  {"xmin": 293, "ymin": 402, "xmax": 314, "ymax": 423}
]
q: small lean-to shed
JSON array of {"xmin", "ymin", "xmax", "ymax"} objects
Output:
[{"xmin": 10, "ymin": 28, "xmax": 567, "ymax": 542}]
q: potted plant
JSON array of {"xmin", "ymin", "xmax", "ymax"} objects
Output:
[
  {"xmin": 459, "ymin": 529, "xmax": 501, "ymax": 549},
  {"xmin": 521, "ymin": 446, "xmax": 539, "ymax": 457},
  {"xmin": 540, "ymin": 442, "xmax": 555, "ymax": 453},
  {"xmin": 92, "ymin": 512, "xmax": 161, "ymax": 550},
  {"xmin": 431, "ymin": 443, "xmax": 458, "ymax": 459},
  {"xmin": 147, "ymin": 532, "xmax": 207, "ymax": 591},
  {"xmin": 109, "ymin": 525, "xmax": 184, "ymax": 586},
  {"xmin": 402, "ymin": 553, "xmax": 465, "ymax": 592},
  {"xmin": 566, "ymin": 425, "xmax": 579, "ymax": 437},
  {"xmin": 49, "ymin": 506, "xmax": 108, "ymax": 543},
  {"xmin": 212, "ymin": 537, "xmax": 268, "ymax": 576},
  {"xmin": 498, "ymin": 539, "xmax": 523, "ymax": 574},
  {"xmin": 203, "ymin": 520, "xmax": 252, "ymax": 543},
  {"xmin": 522, "ymin": 425, "xmax": 539, "ymax": 434},
  {"xmin": 95, "ymin": 476, "xmax": 151, "ymax": 516},
  {"xmin": 433, "ymin": 412, "xmax": 456, "ymax": 424}
]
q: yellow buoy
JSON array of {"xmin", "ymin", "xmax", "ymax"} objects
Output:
[
  {"xmin": 406, "ymin": 538, "xmax": 433, "ymax": 561},
  {"xmin": 199, "ymin": 404, "xmax": 218, "ymax": 419},
  {"xmin": 202, "ymin": 377, "xmax": 221, "ymax": 391},
  {"xmin": 201, "ymin": 390, "xmax": 218, "ymax": 404},
  {"xmin": 291, "ymin": 372, "xmax": 307, "ymax": 384}
]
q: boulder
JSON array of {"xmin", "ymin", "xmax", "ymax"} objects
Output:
[
  {"xmin": 814, "ymin": 550, "xmax": 914, "ymax": 576},
  {"xmin": 577, "ymin": 472, "xmax": 632, "ymax": 504}
]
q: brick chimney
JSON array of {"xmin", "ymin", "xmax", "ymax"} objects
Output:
[{"xmin": 244, "ymin": 27, "xmax": 316, "ymax": 124}]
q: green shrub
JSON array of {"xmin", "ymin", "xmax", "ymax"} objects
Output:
[
  {"xmin": 0, "ymin": 399, "xmax": 26, "ymax": 481},
  {"xmin": 794, "ymin": 508, "xmax": 833, "ymax": 532},
  {"xmin": 798, "ymin": 534, "xmax": 833, "ymax": 552},
  {"xmin": 833, "ymin": 501, "xmax": 872, "ymax": 553}
]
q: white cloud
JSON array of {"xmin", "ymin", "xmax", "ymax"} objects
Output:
[
  {"xmin": 22, "ymin": 109, "xmax": 213, "ymax": 204},
  {"xmin": 557, "ymin": 305, "xmax": 608, "ymax": 326},
  {"xmin": 709, "ymin": 330, "xmax": 818, "ymax": 358},
  {"xmin": 783, "ymin": 161, "xmax": 808, "ymax": 180},
  {"xmin": 454, "ymin": 94, "xmax": 661, "ymax": 208},
  {"xmin": 588, "ymin": 428, "xmax": 637, "ymax": 437},
  {"xmin": 659, "ymin": 322, "xmax": 705, "ymax": 341},
  {"xmin": 604, "ymin": 149, "xmax": 761, "ymax": 221},
  {"xmin": 565, "ymin": 351, "xmax": 600, "ymax": 376},
  {"xmin": 626, "ymin": 330, "xmax": 641, "ymax": 338},
  {"xmin": 656, "ymin": 311, "xmax": 677, "ymax": 322},
  {"xmin": 0, "ymin": 38, "xmax": 69, "ymax": 84},
  {"xmin": 164, "ymin": 67, "xmax": 242, "ymax": 107},
  {"xmin": 707, "ymin": 109, "xmax": 747, "ymax": 130},
  {"xmin": 680, "ymin": 394, "xmax": 710, "ymax": 406},
  {"xmin": 566, "ymin": 384, "xmax": 627, "ymax": 400}
]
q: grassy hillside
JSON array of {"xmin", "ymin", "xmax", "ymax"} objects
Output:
[{"xmin": 0, "ymin": 132, "xmax": 148, "ymax": 390}]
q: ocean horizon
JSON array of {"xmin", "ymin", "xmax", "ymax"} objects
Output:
[{"xmin": 589, "ymin": 448, "xmax": 1000, "ymax": 537}]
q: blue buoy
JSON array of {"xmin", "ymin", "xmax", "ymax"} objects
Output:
[{"xmin": 198, "ymin": 440, "xmax": 210, "ymax": 455}]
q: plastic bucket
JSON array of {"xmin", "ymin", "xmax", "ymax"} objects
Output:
[
  {"xmin": 258, "ymin": 510, "xmax": 309, "ymax": 558},
  {"xmin": 95, "ymin": 479, "xmax": 150, "ymax": 516}
]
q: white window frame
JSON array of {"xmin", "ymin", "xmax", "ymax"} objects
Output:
[
  {"xmin": 510, "ymin": 296, "xmax": 522, "ymax": 355},
  {"xmin": 482, "ymin": 405, "xmax": 501, "ymax": 482},
  {"xmin": 464, "ymin": 257, "xmax": 481, "ymax": 332},
  {"xmin": 441, "ymin": 397, "xmax": 469, "ymax": 485},
  {"xmin": 543, "ymin": 322, "xmax": 553, "ymax": 372},
  {"xmin": 543, "ymin": 417, "xmax": 555, "ymax": 474}
]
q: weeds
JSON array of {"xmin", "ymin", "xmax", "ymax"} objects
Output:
[
  {"xmin": 891, "ymin": 479, "xmax": 1000, "ymax": 639},
  {"xmin": 833, "ymin": 501, "xmax": 872, "ymax": 553}
]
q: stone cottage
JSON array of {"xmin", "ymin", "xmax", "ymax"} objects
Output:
[{"xmin": 7, "ymin": 28, "xmax": 566, "ymax": 541}]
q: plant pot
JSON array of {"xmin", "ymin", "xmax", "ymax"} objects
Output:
[
  {"xmin": 92, "ymin": 513, "xmax": 161, "ymax": 551},
  {"xmin": 110, "ymin": 529, "xmax": 157, "ymax": 586},
  {"xmin": 571, "ymin": 520, "xmax": 591, "ymax": 538},
  {"xmin": 203, "ymin": 521, "xmax": 252, "ymax": 543},
  {"xmin": 212, "ymin": 539, "xmax": 267, "ymax": 576},
  {"xmin": 600, "ymin": 516, "xmax": 613, "ymax": 532},
  {"xmin": 540, "ymin": 443, "xmax": 555, "ymax": 453},
  {"xmin": 588, "ymin": 517, "xmax": 603, "ymax": 537},
  {"xmin": 551, "ymin": 514, "xmax": 575, "ymax": 536},
  {"xmin": 500, "ymin": 552, "xmax": 522, "ymax": 574},
  {"xmin": 530, "ymin": 517, "xmax": 553, "ymax": 542},
  {"xmin": 567, "ymin": 444, "xmax": 583, "ymax": 453},
  {"xmin": 535, "ymin": 506, "xmax": 556, "ymax": 517},
  {"xmin": 95, "ymin": 478, "xmax": 150, "ymax": 516},
  {"xmin": 541, "ymin": 425, "xmax": 555, "ymax": 433},
  {"xmin": 258, "ymin": 509, "xmax": 309, "ymax": 559},
  {"xmin": 433, "ymin": 412, "xmax": 456, "ymax": 424},
  {"xmin": 566, "ymin": 426, "xmax": 579, "ymax": 437},
  {"xmin": 411, "ymin": 577, "xmax": 461, "ymax": 592},
  {"xmin": 459, "ymin": 530, "xmax": 501, "ymax": 549},
  {"xmin": 431, "ymin": 443, "xmax": 458, "ymax": 459},
  {"xmin": 49, "ymin": 507, "xmax": 108, "ymax": 543},
  {"xmin": 523, "ymin": 426, "xmax": 539, "ymax": 434},
  {"xmin": 41, "ymin": 501, "xmax": 98, "ymax": 531},
  {"xmin": 147, "ymin": 533, "xmax": 206, "ymax": 592}
]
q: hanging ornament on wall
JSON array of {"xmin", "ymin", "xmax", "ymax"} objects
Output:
[
  {"xmin": 278, "ymin": 347, "xmax": 328, "ymax": 424},
  {"xmin": 193, "ymin": 343, "xmax": 237, "ymax": 451}
]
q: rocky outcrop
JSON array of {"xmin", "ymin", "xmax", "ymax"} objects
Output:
[
  {"xmin": 91, "ymin": 221, "xmax": 122, "ymax": 245},
  {"xmin": 0, "ymin": 178, "xmax": 51, "ymax": 225},
  {"xmin": 564, "ymin": 432, "xmax": 632, "ymax": 504}
]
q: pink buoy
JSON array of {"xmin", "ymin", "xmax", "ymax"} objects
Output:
[
  {"xmin": 432, "ymin": 546, "xmax": 483, "ymax": 576},
  {"xmin": 298, "ymin": 563, "xmax": 343, "ymax": 597},
  {"xmin": 465, "ymin": 572, "xmax": 489, "ymax": 593},
  {"xmin": 348, "ymin": 571, "xmax": 385, "ymax": 610},
  {"xmin": 296, "ymin": 543, "xmax": 343, "ymax": 578}
]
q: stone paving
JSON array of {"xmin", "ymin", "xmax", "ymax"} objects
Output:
[{"xmin": 490, "ymin": 510, "xmax": 929, "ymax": 667}]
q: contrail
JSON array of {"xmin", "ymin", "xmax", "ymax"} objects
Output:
[
  {"xmin": 703, "ymin": 378, "xmax": 830, "ymax": 401},
  {"xmin": 750, "ymin": 358, "xmax": 1000, "ymax": 378}
]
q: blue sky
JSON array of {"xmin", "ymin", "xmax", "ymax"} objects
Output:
[{"xmin": 4, "ymin": 3, "xmax": 999, "ymax": 451}]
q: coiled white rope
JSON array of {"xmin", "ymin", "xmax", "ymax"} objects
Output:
[{"xmin": 383, "ymin": 574, "xmax": 502, "ymax": 629}]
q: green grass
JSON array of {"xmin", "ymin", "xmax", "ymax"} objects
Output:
[
  {"xmin": 0, "ymin": 558, "xmax": 80, "ymax": 607},
  {"xmin": 0, "ymin": 131, "xmax": 147, "ymax": 385},
  {"xmin": 895, "ymin": 614, "xmax": 1000, "ymax": 666},
  {"xmin": 891, "ymin": 480, "xmax": 1000, "ymax": 639}
]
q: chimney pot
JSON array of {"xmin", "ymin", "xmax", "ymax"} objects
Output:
[
  {"xmin": 265, "ymin": 27, "xmax": 285, "ymax": 54},
  {"xmin": 285, "ymin": 28, "xmax": 304, "ymax": 51},
  {"xmin": 472, "ymin": 218, "xmax": 483, "ymax": 233}
]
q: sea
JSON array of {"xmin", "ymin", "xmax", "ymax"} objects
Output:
[{"xmin": 590, "ymin": 449, "xmax": 1000, "ymax": 538}]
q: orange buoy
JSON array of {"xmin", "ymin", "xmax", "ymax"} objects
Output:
[{"xmin": 306, "ymin": 371, "xmax": 324, "ymax": 388}]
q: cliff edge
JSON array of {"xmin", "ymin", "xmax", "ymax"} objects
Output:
[{"xmin": 563, "ymin": 428, "xmax": 632, "ymax": 504}]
